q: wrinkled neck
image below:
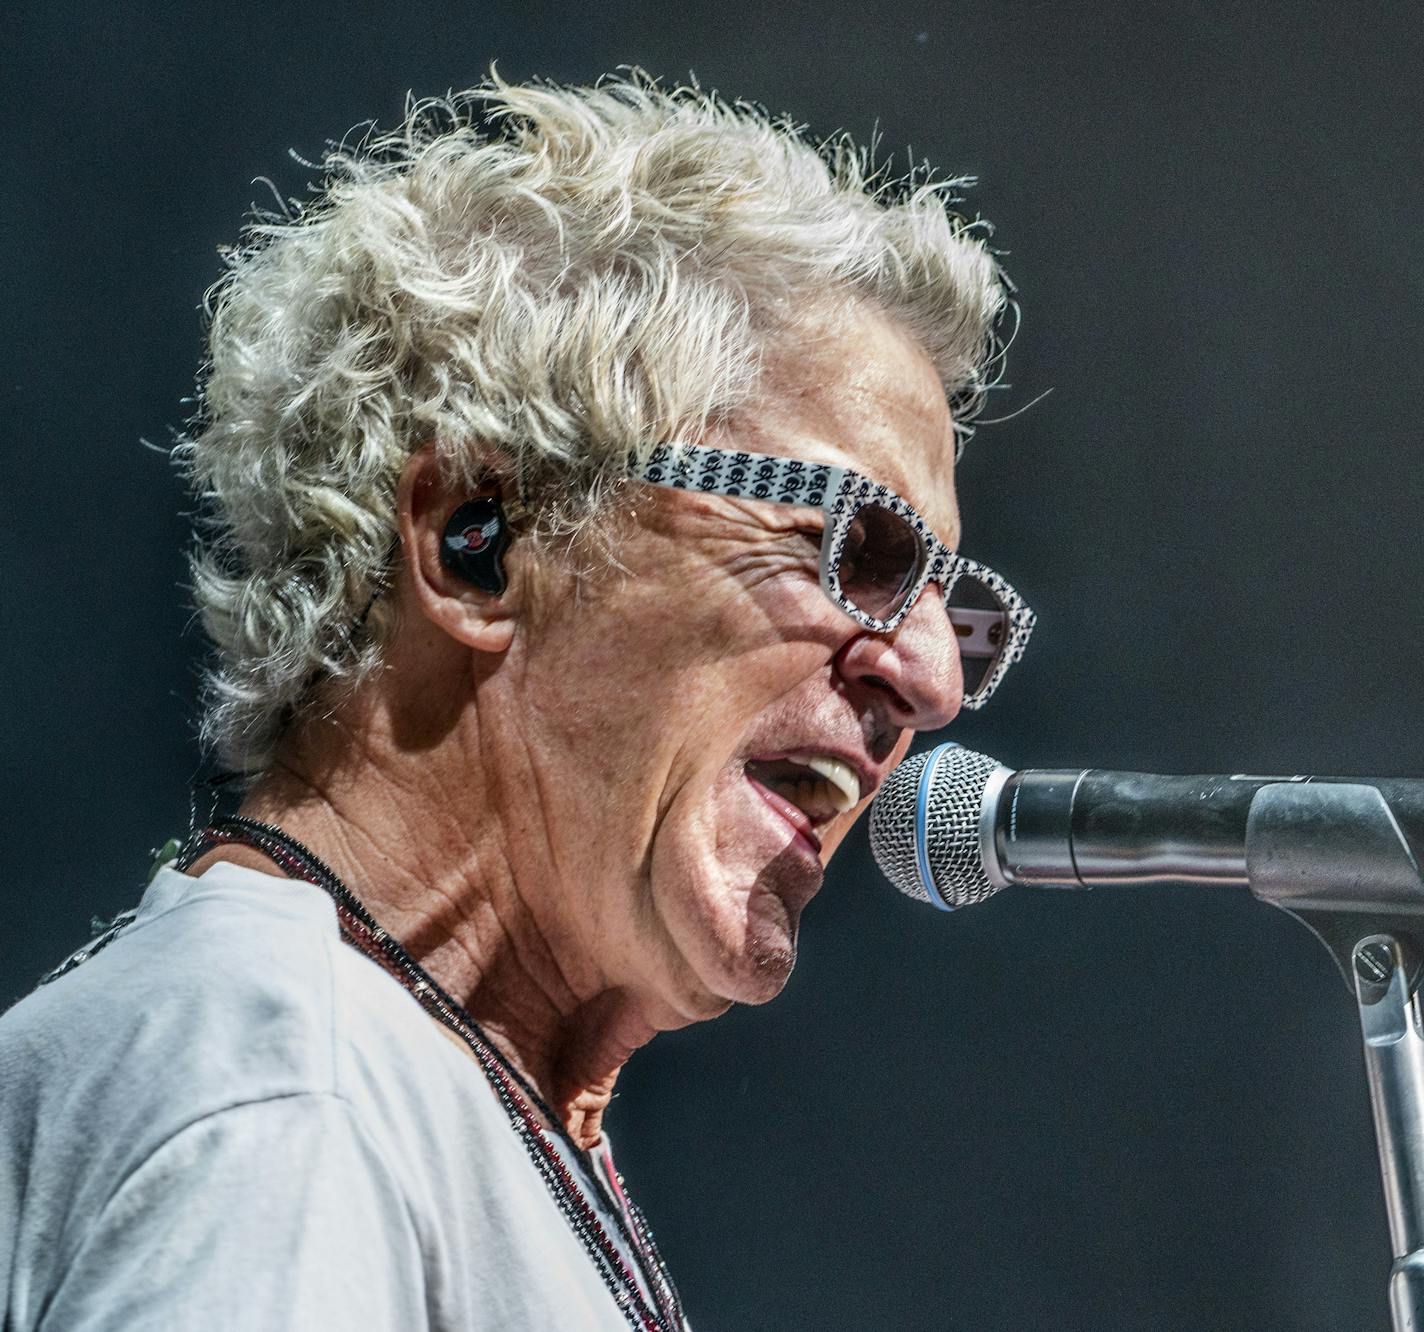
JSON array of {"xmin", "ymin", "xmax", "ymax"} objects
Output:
[{"xmin": 192, "ymin": 687, "xmax": 662, "ymax": 1149}]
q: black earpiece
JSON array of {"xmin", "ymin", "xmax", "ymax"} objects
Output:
[{"xmin": 440, "ymin": 496, "xmax": 511, "ymax": 595}]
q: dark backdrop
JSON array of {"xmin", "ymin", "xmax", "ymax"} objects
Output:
[{"xmin": 6, "ymin": 3, "xmax": 1423, "ymax": 1329}]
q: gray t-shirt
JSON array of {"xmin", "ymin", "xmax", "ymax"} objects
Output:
[{"xmin": 0, "ymin": 860, "xmax": 672, "ymax": 1330}]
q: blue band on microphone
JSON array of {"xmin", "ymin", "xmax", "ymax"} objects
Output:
[{"xmin": 915, "ymin": 743, "xmax": 957, "ymax": 911}]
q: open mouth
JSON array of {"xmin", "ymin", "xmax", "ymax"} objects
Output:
[{"xmin": 744, "ymin": 754, "xmax": 863, "ymax": 850}]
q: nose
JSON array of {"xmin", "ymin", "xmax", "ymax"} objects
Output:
[{"xmin": 834, "ymin": 582, "xmax": 963, "ymax": 731}]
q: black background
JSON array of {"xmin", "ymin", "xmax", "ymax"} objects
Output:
[{"xmin": 6, "ymin": 3, "xmax": 1423, "ymax": 1329}]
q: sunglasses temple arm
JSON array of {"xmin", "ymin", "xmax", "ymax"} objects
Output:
[{"xmin": 819, "ymin": 466, "xmax": 849, "ymax": 508}]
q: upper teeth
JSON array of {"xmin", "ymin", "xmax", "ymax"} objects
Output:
[{"xmin": 797, "ymin": 755, "xmax": 861, "ymax": 812}]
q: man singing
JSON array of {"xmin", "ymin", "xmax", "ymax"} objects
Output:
[{"xmin": 0, "ymin": 72, "xmax": 1031, "ymax": 1329}]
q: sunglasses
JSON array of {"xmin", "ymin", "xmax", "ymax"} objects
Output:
[{"xmin": 630, "ymin": 442, "xmax": 1036, "ymax": 709}]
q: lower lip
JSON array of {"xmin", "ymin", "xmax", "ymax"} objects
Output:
[{"xmin": 745, "ymin": 776, "xmax": 822, "ymax": 857}]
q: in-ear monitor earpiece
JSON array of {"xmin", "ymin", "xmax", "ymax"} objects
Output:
[{"xmin": 440, "ymin": 496, "xmax": 511, "ymax": 595}]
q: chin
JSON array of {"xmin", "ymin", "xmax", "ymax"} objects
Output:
[
  {"xmin": 711, "ymin": 939, "xmax": 798, "ymax": 1007},
  {"xmin": 648, "ymin": 779, "xmax": 825, "ymax": 1014},
  {"xmin": 724, "ymin": 876, "xmax": 805, "ymax": 1003},
  {"xmin": 664, "ymin": 854, "xmax": 819, "ymax": 1011},
  {"xmin": 728, "ymin": 950, "xmax": 798, "ymax": 1006},
  {"xmin": 681, "ymin": 940, "xmax": 796, "ymax": 1011}
]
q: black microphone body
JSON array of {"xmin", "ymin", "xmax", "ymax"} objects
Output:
[
  {"xmin": 993, "ymin": 768, "xmax": 1424, "ymax": 889},
  {"xmin": 869, "ymin": 744, "xmax": 1424, "ymax": 915}
]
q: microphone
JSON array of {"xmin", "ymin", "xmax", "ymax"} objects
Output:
[
  {"xmin": 868, "ymin": 743, "xmax": 1424, "ymax": 912},
  {"xmin": 871, "ymin": 743, "xmax": 1424, "ymax": 1325}
]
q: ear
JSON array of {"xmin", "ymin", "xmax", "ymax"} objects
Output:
[{"xmin": 396, "ymin": 444, "xmax": 518, "ymax": 655}]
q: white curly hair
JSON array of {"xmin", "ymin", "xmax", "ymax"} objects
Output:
[{"xmin": 176, "ymin": 69, "xmax": 1011, "ymax": 776}]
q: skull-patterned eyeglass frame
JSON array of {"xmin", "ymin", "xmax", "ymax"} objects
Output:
[{"xmin": 630, "ymin": 442, "xmax": 1036, "ymax": 710}]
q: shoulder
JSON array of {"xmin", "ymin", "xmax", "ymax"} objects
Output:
[
  {"xmin": 0, "ymin": 859, "xmax": 492, "ymax": 1176},
  {"xmin": 0, "ymin": 862, "xmax": 400, "ymax": 1320},
  {"xmin": 0, "ymin": 863, "xmax": 354, "ymax": 1157},
  {"xmin": 11, "ymin": 1088, "xmax": 429, "ymax": 1331}
]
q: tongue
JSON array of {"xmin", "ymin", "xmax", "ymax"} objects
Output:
[{"xmin": 748, "ymin": 777, "xmax": 821, "ymax": 850}]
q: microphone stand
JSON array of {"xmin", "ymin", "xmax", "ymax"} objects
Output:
[{"xmin": 1247, "ymin": 783, "xmax": 1424, "ymax": 1332}]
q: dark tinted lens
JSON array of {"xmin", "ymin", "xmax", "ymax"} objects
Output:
[
  {"xmin": 947, "ymin": 572, "xmax": 1009, "ymax": 699},
  {"xmin": 838, "ymin": 503, "xmax": 925, "ymax": 620}
]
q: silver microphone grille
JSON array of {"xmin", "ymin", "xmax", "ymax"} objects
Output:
[{"xmin": 869, "ymin": 743, "xmax": 1007, "ymax": 908}]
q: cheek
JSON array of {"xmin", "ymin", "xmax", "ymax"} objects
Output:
[{"xmin": 565, "ymin": 578, "xmax": 842, "ymax": 759}]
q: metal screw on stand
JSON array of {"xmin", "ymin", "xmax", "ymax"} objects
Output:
[{"xmin": 1357, "ymin": 939, "xmax": 1397, "ymax": 989}]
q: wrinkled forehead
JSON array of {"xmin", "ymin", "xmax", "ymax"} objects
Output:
[{"xmin": 723, "ymin": 304, "xmax": 962, "ymax": 544}]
